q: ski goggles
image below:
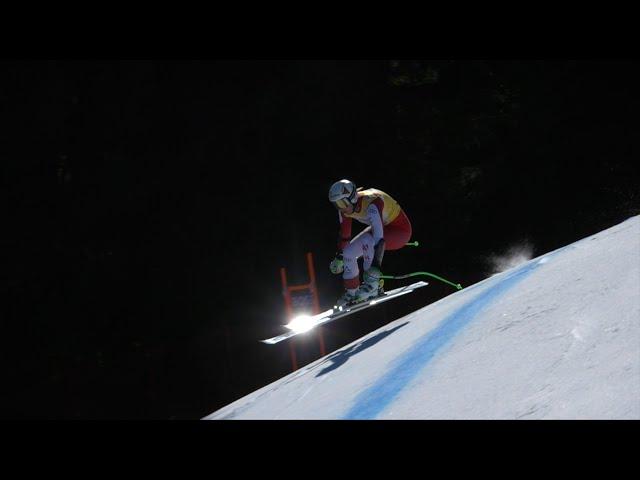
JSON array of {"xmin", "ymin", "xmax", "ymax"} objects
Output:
[{"xmin": 332, "ymin": 197, "xmax": 353, "ymax": 210}]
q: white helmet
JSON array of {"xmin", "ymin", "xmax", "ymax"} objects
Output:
[{"xmin": 328, "ymin": 179, "xmax": 357, "ymax": 209}]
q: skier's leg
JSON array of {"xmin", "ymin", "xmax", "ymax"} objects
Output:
[
  {"xmin": 342, "ymin": 228, "xmax": 375, "ymax": 290},
  {"xmin": 360, "ymin": 212, "xmax": 412, "ymax": 299},
  {"xmin": 382, "ymin": 210, "xmax": 412, "ymax": 250},
  {"xmin": 344, "ymin": 229, "xmax": 380, "ymax": 302}
]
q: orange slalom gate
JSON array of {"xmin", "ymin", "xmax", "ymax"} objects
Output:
[{"xmin": 280, "ymin": 252, "xmax": 326, "ymax": 371}]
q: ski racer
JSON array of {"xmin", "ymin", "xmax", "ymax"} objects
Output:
[{"xmin": 328, "ymin": 179, "xmax": 413, "ymax": 306}]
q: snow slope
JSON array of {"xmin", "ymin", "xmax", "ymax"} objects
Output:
[{"xmin": 204, "ymin": 216, "xmax": 640, "ymax": 419}]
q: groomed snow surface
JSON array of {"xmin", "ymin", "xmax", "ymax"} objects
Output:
[{"xmin": 205, "ymin": 216, "xmax": 640, "ymax": 419}]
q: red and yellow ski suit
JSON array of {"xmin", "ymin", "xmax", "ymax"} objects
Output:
[{"xmin": 337, "ymin": 188, "xmax": 412, "ymax": 289}]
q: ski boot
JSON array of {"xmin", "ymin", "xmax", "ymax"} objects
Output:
[
  {"xmin": 356, "ymin": 267, "xmax": 384, "ymax": 302},
  {"xmin": 335, "ymin": 288, "xmax": 359, "ymax": 308}
]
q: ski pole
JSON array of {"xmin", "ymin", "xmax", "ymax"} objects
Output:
[
  {"xmin": 393, "ymin": 241, "xmax": 462, "ymax": 289},
  {"xmin": 380, "ymin": 271, "xmax": 463, "ymax": 290}
]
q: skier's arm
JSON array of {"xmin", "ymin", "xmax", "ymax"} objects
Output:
[
  {"xmin": 366, "ymin": 200, "xmax": 384, "ymax": 245},
  {"xmin": 337, "ymin": 211, "xmax": 352, "ymax": 251},
  {"xmin": 367, "ymin": 200, "xmax": 386, "ymax": 268}
]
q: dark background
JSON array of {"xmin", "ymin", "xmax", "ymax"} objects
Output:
[{"xmin": 2, "ymin": 60, "xmax": 638, "ymax": 419}]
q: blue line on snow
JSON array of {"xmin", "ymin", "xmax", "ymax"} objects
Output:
[{"xmin": 342, "ymin": 257, "xmax": 549, "ymax": 419}]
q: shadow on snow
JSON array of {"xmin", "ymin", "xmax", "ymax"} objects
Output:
[{"xmin": 315, "ymin": 322, "xmax": 410, "ymax": 378}]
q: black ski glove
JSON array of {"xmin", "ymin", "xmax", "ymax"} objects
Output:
[{"xmin": 373, "ymin": 239, "xmax": 385, "ymax": 269}]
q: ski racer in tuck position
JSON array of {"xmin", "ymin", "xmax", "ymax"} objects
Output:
[{"xmin": 328, "ymin": 179, "xmax": 413, "ymax": 307}]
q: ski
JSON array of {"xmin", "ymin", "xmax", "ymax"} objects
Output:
[{"xmin": 260, "ymin": 281, "xmax": 428, "ymax": 345}]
